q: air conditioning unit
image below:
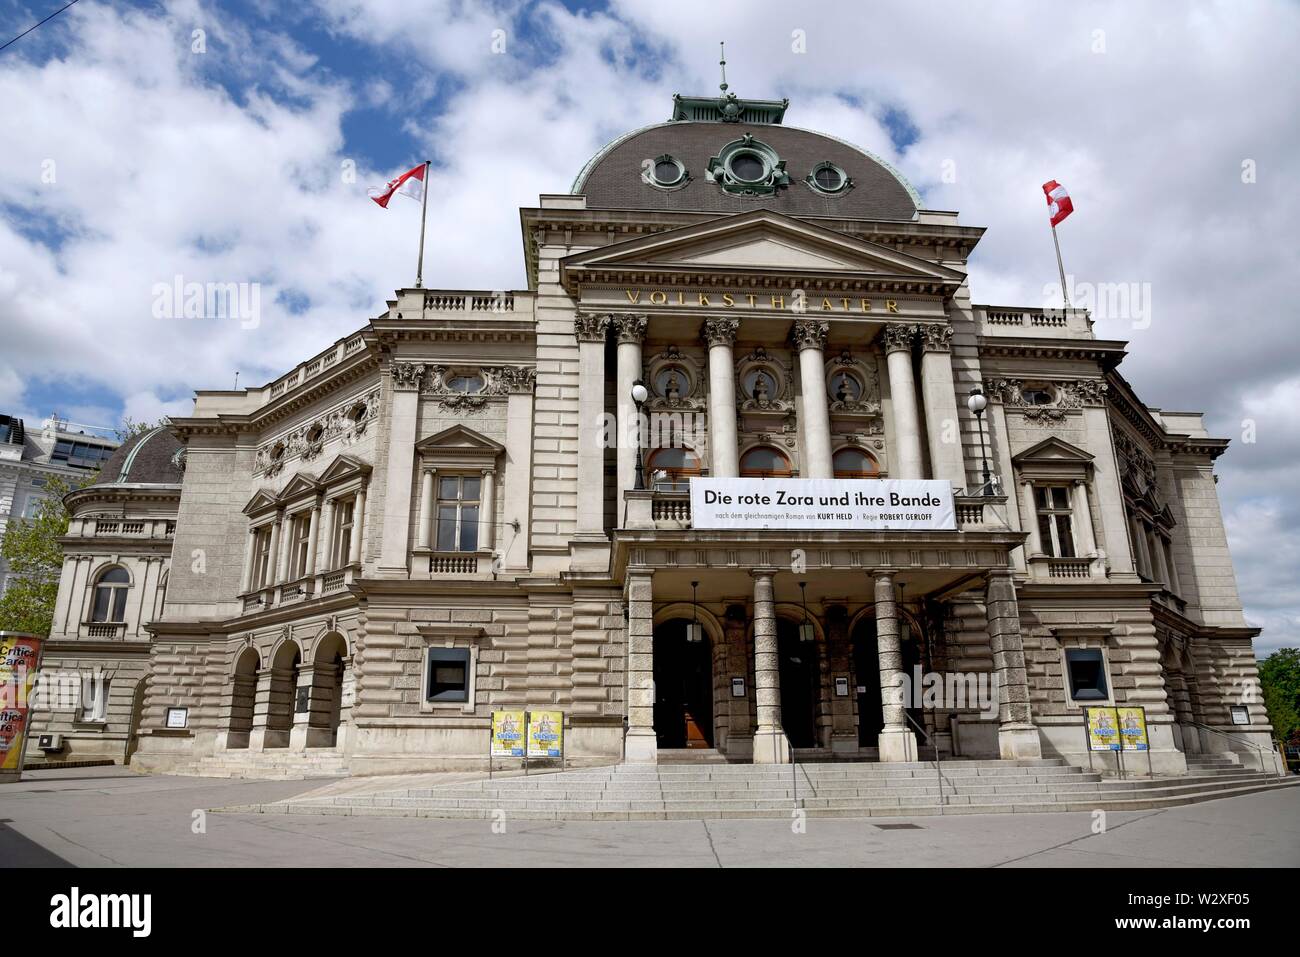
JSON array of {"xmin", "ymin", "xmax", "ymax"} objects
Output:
[{"xmin": 38, "ymin": 733, "xmax": 64, "ymax": 752}]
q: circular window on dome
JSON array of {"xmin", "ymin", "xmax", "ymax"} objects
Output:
[
  {"xmin": 807, "ymin": 161, "xmax": 850, "ymax": 195},
  {"xmin": 655, "ymin": 366, "xmax": 691, "ymax": 399},
  {"xmin": 647, "ymin": 154, "xmax": 686, "ymax": 189},
  {"xmin": 728, "ymin": 151, "xmax": 767, "ymax": 183}
]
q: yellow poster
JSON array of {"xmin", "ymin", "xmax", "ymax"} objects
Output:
[
  {"xmin": 1117, "ymin": 706, "xmax": 1150, "ymax": 751},
  {"xmin": 527, "ymin": 710, "xmax": 563, "ymax": 758},
  {"xmin": 491, "ymin": 710, "xmax": 525, "ymax": 757},
  {"xmin": 0, "ymin": 633, "xmax": 42, "ymax": 773},
  {"xmin": 1086, "ymin": 706, "xmax": 1121, "ymax": 752}
]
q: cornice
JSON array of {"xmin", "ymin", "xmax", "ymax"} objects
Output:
[{"xmin": 976, "ymin": 335, "xmax": 1128, "ymax": 366}]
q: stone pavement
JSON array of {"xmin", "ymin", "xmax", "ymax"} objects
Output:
[{"xmin": 1, "ymin": 765, "xmax": 1297, "ymax": 868}]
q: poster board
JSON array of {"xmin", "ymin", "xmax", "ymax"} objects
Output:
[
  {"xmin": 1116, "ymin": 706, "xmax": 1150, "ymax": 751},
  {"xmin": 1085, "ymin": 706, "xmax": 1121, "ymax": 752},
  {"xmin": 490, "ymin": 710, "xmax": 525, "ymax": 757},
  {"xmin": 0, "ymin": 633, "xmax": 43, "ymax": 778},
  {"xmin": 526, "ymin": 710, "xmax": 564, "ymax": 759}
]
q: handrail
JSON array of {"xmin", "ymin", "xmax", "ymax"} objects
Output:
[
  {"xmin": 902, "ymin": 710, "xmax": 946, "ymax": 806},
  {"xmin": 1187, "ymin": 721, "xmax": 1275, "ymax": 775}
]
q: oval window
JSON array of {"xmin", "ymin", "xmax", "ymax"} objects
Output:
[
  {"xmin": 729, "ymin": 152, "xmax": 766, "ymax": 182},
  {"xmin": 1021, "ymin": 387, "xmax": 1054, "ymax": 406},
  {"xmin": 447, "ymin": 374, "xmax": 484, "ymax": 394}
]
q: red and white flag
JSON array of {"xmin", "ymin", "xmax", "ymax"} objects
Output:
[
  {"xmin": 1042, "ymin": 179, "xmax": 1073, "ymax": 227},
  {"xmin": 368, "ymin": 163, "xmax": 427, "ymax": 208}
]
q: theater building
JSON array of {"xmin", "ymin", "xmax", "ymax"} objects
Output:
[{"xmin": 32, "ymin": 87, "xmax": 1276, "ymax": 776}]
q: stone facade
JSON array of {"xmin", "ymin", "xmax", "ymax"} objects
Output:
[{"xmin": 31, "ymin": 89, "xmax": 1276, "ymax": 777}]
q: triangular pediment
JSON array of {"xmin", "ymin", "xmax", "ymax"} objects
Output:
[
  {"xmin": 562, "ymin": 210, "xmax": 965, "ymax": 289},
  {"xmin": 278, "ymin": 472, "xmax": 322, "ymax": 501},
  {"xmin": 318, "ymin": 453, "xmax": 372, "ymax": 484},
  {"xmin": 414, "ymin": 424, "xmax": 506, "ymax": 454},
  {"xmin": 242, "ymin": 489, "xmax": 280, "ymax": 516},
  {"xmin": 1012, "ymin": 437, "xmax": 1095, "ymax": 465}
]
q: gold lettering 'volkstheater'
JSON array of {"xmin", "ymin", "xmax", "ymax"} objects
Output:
[
  {"xmin": 625, "ymin": 288, "xmax": 901, "ymax": 313},
  {"xmin": 30, "ymin": 83, "xmax": 1276, "ymax": 791}
]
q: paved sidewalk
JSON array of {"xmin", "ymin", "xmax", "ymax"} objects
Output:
[{"xmin": 1, "ymin": 765, "xmax": 1297, "ymax": 867}]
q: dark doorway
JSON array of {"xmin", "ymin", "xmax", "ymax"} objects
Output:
[
  {"xmin": 777, "ymin": 618, "xmax": 820, "ymax": 748},
  {"xmin": 852, "ymin": 616, "xmax": 883, "ymax": 747},
  {"xmin": 653, "ymin": 619, "xmax": 713, "ymax": 749}
]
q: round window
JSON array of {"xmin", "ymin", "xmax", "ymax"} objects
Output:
[
  {"xmin": 1021, "ymin": 387, "xmax": 1054, "ymax": 406},
  {"xmin": 447, "ymin": 374, "xmax": 484, "ymax": 394},
  {"xmin": 729, "ymin": 152, "xmax": 766, "ymax": 182},
  {"xmin": 649, "ymin": 155, "xmax": 685, "ymax": 188}
]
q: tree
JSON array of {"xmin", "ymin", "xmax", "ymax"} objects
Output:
[
  {"xmin": 0, "ymin": 476, "xmax": 79, "ymax": 636},
  {"xmin": 1258, "ymin": 648, "xmax": 1300, "ymax": 748},
  {"xmin": 115, "ymin": 416, "xmax": 169, "ymax": 442}
]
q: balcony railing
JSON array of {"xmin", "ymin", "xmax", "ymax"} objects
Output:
[{"xmin": 83, "ymin": 622, "xmax": 125, "ymax": 639}]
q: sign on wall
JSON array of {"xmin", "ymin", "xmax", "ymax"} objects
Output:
[
  {"xmin": 1116, "ymin": 706, "xmax": 1150, "ymax": 751},
  {"xmin": 491, "ymin": 710, "xmax": 526, "ymax": 757},
  {"xmin": 526, "ymin": 710, "xmax": 564, "ymax": 758},
  {"xmin": 689, "ymin": 478, "xmax": 956, "ymax": 531},
  {"xmin": 1085, "ymin": 706, "xmax": 1121, "ymax": 751}
]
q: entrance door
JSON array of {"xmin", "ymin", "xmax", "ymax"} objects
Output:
[
  {"xmin": 777, "ymin": 619, "xmax": 820, "ymax": 749},
  {"xmin": 653, "ymin": 619, "xmax": 713, "ymax": 749},
  {"xmin": 852, "ymin": 618, "xmax": 884, "ymax": 747}
]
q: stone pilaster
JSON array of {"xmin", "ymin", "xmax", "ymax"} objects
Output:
[
  {"xmin": 985, "ymin": 568, "xmax": 1042, "ymax": 759},
  {"xmin": 624, "ymin": 567, "xmax": 657, "ymax": 762},
  {"xmin": 750, "ymin": 567, "xmax": 789, "ymax": 763},
  {"xmin": 573, "ymin": 314, "xmax": 609, "ymax": 551},
  {"xmin": 702, "ymin": 317, "xmax": 740, "ymax": 478}
]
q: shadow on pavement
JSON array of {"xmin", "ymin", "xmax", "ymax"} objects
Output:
[{"xmin": 0, "ymin": 820, "xmax": 74, "ymax": 868}]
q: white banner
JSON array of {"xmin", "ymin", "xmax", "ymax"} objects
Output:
[{"xmin": 689, "ymin": 478, "xmax": 957, "ymax": 531}]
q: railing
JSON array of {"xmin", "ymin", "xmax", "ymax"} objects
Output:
[
  {"xmin": 1187, "ymin": 721, "xmax": 1276, "ymax": 775},
  {"xmin": 322, "ymin": 570, "xmax": 347, "ymax": 594},
  {"xmin": 430, "ymin": 553, "xmax": 477, "ymax": 574},
  {"xmin": 423, "ymin": 291, "xmax": 516, "ymax": 313},
  {"xmin": 242, "ymin": 594, "xmax": 265, "ymax": 613},
  {"xmin": 1045, "ymin": 557, "xmax": 1092, "ymax": 579},
  {"xmin": 903, "ymin": 710, "xmax": 948, "ymax": 806},
  {"xmin": 95, "ymin": 521, "xmax": 119, "ymax": 535},
  {"xmin": 84, "ymin": 622, "xmax": 125, "ymax": 639},
  {"xmin": 121, "ymin": 521, "xmax": 144, "ymax": 535},
  {"xmin": 651, "ymin": 492, "xmax": 691, "ymax": 523},
  {"xmin": 264, "ymin": 335, "xmax": 367, "ymax": 405}
]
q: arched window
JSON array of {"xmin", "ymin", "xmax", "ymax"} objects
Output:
[
  {"xmin": 740, "ymin": 446, "xmax": 793, "ymax": 478},
  {"xmin": 91, "ymin": 566, "xmax": 130, "ymax": 623},
  {"xmin": 833, "ymin": 447, "xmax": 879, "ymax": 479},
  {"xmin": 648, "ymin": 448, "xmax": 700, "ymax": 491}
]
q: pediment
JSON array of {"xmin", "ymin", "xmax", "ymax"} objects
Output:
[
  {"xmin": 562, "ymin": 209, "xmax": 965, "ymax": 288},
  {"xmin": 278, "ymin": 472, "xmax": 322, "ymax": 501},
  {"xmin": 242, "ymin": 489, "xmax": 279, "ymax": 516},
  {"xmin": 1012, "ymin": 437, "xmax": 1095, "ymax": 466},
  {"xmin": 318, "ymin": 453, "xmax": 372, "ymax": 485},
  {"xmin": 414, "ymin": 424, "xmax": 506, "ymax": 455}
]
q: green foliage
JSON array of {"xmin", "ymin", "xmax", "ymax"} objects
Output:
[
  {"xmin": 0, "ymin": 476, "xmax": 79, "ymax": 636},
  {"xmin": 115, "ymin": 416, "xmax": 169, "ymax": 442},
  {"xmin": 1259, "ymin": 648, "xmax": 1300, "ymax": 747}
]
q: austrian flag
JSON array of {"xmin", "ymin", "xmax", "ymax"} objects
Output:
[
  {"xmin": 1042, "ymin": 179, "xmax": 1074, "ymax": 227},
  {"xmin": 368, "ymin": 162, "xmax": 427, "ymax": 208}
]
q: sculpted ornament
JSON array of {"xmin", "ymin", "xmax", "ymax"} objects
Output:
[
  {"xmin": 880, "ymin": 323, "xmax": 917, "ymax": 354},
  {"xmin": 253, "ymin": 386, "xmax": 381, "ymax": 475},
  {"xmin": 391, "ymin": 361, "xmax": 427, "ymax": 391}
]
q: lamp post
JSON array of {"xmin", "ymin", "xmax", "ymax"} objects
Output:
[
  {"xmin": 631, "ymin": 379, "xmax": 648, "ymax": 491},
  {"xmin": 967, "ymin": 388, "xmax": 993, "ymax": 496}
]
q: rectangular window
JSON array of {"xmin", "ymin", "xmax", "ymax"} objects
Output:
[
  {"xmin": 251, "ymin": 525, "xmax": 273, "ymax": 589},
  {"xmin": 1065, "ymin": 649, "xmax": 1109, "ymax": 702},
  {"xmin": 80, "ymin": 677, "xmax": 110, "ymax": 722},
  {"xmin": 1034, "ymin": 485, "xmax": 1076, "ymax": 558},
  {"xmin": 290, "ymin": 512, "xmax": 312, "ymax": 578},
  {"xmin": 426, "ymin": 648, "xmax": 471, "ymax": 703},
  {"xmin": 435, "ymin": 476, "xmax": 480, "ymax": 552},
  {"xmin": 333, "ymin": 498, "xmax": 355, "ymax": 567}
]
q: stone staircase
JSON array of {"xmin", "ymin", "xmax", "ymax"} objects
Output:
[
  {"xmin": 223, "ymin": 756, "xmax": 1300, "ymax": 819},
  {"xmin": 158, "ymin": 750, "xmax": 351, "ymax": 780}
]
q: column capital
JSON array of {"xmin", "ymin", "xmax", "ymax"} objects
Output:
[
  {"xmin": 917, "ymin": 321, "xmax": 954, "ymax": 353},
  {"xmin": 389, "ymin": 361, "xmax": 426, "ymax": 391},
  {"xmin": 611, "ymin": 314, "xmax": 648, "ymax": 344},
  {"xmin": 869, "ymin": 567, "xmax": 899, "ymax": 581},
  {"xmin": 749, "ymin": 566, "xmax": 779, "ymax": 580},
  {"xmin": 880, "ymin": 322, "xmax": 917, "ymax": 354},
  {"xmin": 701, "ymin": 316, "xmax": 739, "ymax": 348},
  {"xmin": 574, "ymin": 313, "xmax": 610, "ymax": 343},
  {"xmin": 790, "ymin": 318, "xmax": 829, "ymax": 352}
]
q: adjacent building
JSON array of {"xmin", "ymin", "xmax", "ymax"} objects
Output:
[{"xmin": 30, "ymin": 87, "xmax": 1276, "ymax": 776}]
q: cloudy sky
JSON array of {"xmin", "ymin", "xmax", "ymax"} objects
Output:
[{"xmin": 1, "ymin": 0, "xmax": 1295, "ymax": 652}]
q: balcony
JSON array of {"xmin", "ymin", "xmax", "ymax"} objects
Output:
[{"xmin": 81, "ymin": 622, "xmax": 125, "ymax": 639}]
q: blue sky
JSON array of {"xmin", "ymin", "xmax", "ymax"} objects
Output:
[{"xmin": 1, "ymin": 0, "xmax": 1297, "ymax": 650}]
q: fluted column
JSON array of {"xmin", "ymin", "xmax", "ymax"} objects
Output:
[
  {"xmin": 416, "ymin": 467, "xmax": 435, "ymax": 549},
  {"xmin": 917, "ymin": 322, "xmax": 966, "ymax": 488},
  {"xmin": 275, "ymin": 511, "xmax": 293, "ymax": 583},
  {"xmin": 883, "ymin": 324, "xmax": 924, "ymax": 479},
  {"xmin": 266, "ymin": 515, "xmax": 281, "ymax": 588},
  {"xmin": 303, "ymin": 503, "xmax": 321, "ymax": 581},
  {"xmin": 613, "ymin": 314, "xmax": 647, "ymax": 521},
  {"xmin": 986, "ymin": 568, "xmax": 1042, "ymax": 759},
  {"xmin": 348, "ymin": 486, "xmax": 366, "ymax": 565},
  {"xmin": 792, "ymin": 319, "xmax": 833, "ymax": 479},
  {"xmin": 702, "ymin": 317, "xmax": 740, "ymax": 478},
  {"xmin": 574, "ymin": 314, "xmax": 609, "ymax": 542},
  {"xmin": 751, "ymin": 567, "xmax": 789, "ymax": 763},
  {"xmin": 480, "ymin": 468, "xmax": 495, "ymax": 550},
  {"xmin": 874, "ymin": 570, "xmax": 918, "ymax": 762},
  {"xmin": 624, "ymin": 567, "xmax": 657, "ymax": 763}
]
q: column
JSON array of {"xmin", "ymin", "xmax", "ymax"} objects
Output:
[
  {"xmin": 751, "ymin": 567, "xmax": 790, "ymax": 763},
  {"xmin": 873, "ymin": 570, "xmax": 918, "ymax": 762},
  {"xmin": 348, "ymin": 486, "xmax": 366, "ymax": 565},
  {"xmin": 613, "ymin": 314, "xmax": 647, "ymax": 521},
  {"xmin": 1130, "ymin": 516, "xmax": 1152, "ymax": 578},
  {"xmin": 317, "ymin": 498, "xmax": 336, "ymax": 575},
  {"xmin": 416, "ymin": 467, "xmax": 435, "ymax": 549},
  {"xmin": 1164, "ymin": 538, "xmax": 1183, "ymax": 595},
  {"xmin": 1071, "ymin": 480, "xmax": 1097, "ymax": 556},
  {"xmin": 379, "ymin": 361, "xmax": 424, "ymax": 572},
  {"xmin": 275, "ymin": 511, "xmax": 293, "ymax": 583},
  {"xmin": 1020, "ymin": 480, "xmax": 1043, "ymax": 555},
  {"xmin": 985, "ymin": 568, "xmax": 1042, "ymax": 759},
  {"xmin": 1149, "ymin": 529, "xmax": 1169, "ymax": 587},
  {"xmin": 702, "ymin": 317, "xmax": 740, "ymax": 477},
  {"xmin": 266, "ymin": 515, "xmax": 281, "ymax": 588},
  {"xmin": 303, "ymin": 503, "xmax": 320, "ymax": 583},
  {"xmin": 624, "ymin": 567, "xmax": 657, "ymax": 763},
  {"xmin": 573, "ymin": 315, "xmax": 609, "ymax": 542},
  {"xmin": 791, "ymin": 319, "xmax": 832, "ymax": 479},
  {"xmin": 504, "ymin": 370, "xmax": 536, "ymax": 571},
  {"xmin": 918, "ymin": 322, "xmax": 966, "ymax": 488},
  {"xmin": 479, "ymin": 468, "xmax": 495, "ymax": 550},
  {"xmin": 240, "ymin": 526, "xmax": 257, "ymax": 593},
  {"xmin": 882, "ymin": 324, "xmax": 924, "ymax": 480}
]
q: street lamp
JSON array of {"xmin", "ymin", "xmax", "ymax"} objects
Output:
[
  {"xmin": 631, "ymin": 379, "xmax": 649, "ymax": 491},
  {"xmin": 966, "ymin": 388, "xmax": 993, "ymax": 496}
]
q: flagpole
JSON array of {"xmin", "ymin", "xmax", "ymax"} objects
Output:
[
  {"xmin": 1050, "ymin": 223, "xmax": 1071, "ymax": 307},
  {"xmin": 415, "ymin": 160, "xmax": 431, "ymax": 288}
]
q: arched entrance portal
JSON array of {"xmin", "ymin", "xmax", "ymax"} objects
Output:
[
  {"xmin": 852, "ymin": 610, "xmax": 925, "ymax": 748},
  {"xmin": 777, "ymin": 618, "xmax": 820, "ymax": 749},
  {"xmin": 652, "ymin": 618, "xmax": 713, "ymax": 749},
  {"xmin": 227, "ymin": 647, "xmax": 259, "ymax": 749}
]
